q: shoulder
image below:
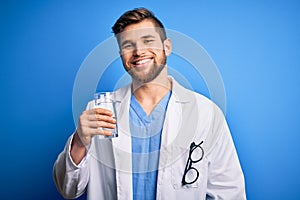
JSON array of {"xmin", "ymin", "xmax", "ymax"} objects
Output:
[
  {"xmin": 177, "ymin": 83, "xmax": 221, "ymax": 116},
  {"xmin": 171, "ymin": 77, "xmax": 215, "ymax": 109}
]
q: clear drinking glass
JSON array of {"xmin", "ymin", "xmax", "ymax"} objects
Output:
[{"xmin": 94, "ymin": 92, "xmax": 118, "ymax": 139}]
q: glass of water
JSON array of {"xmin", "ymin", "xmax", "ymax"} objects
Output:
[{"xmin": 94, "ymin": 92, "xmax": 118, "ymax": 139}]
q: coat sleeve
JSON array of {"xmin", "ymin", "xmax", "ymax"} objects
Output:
[
  {"xmin": 205, "ymin": 105, "xmax": 246, "ymax": 200},
  {"xmin": 52, "ymin": 134, "xmax": 90, "ymax": 199}
]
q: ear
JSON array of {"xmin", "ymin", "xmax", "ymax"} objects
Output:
[{"xmin": 163, "ymin": 38, "xmax": 172, "ymax": 57}]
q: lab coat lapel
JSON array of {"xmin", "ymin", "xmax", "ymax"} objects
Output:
[
  {"xmin": 157, "ymin": 78, "xmax": 191, "ymax": 182},
  {"xmin": 112, "ymin": 85, "xmax": 133, "ymax": 200}
]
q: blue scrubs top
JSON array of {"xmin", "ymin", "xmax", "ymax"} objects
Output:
[{"xmin": 130, "ymin": 91, "xmax": 171, "ymax": 200}]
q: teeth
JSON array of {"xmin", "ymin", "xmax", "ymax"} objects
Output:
[{"xmin": 135, "ymin": 59, "xmax": 151, "ymax": 65}]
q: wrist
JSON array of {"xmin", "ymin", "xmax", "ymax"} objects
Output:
[
  {"xmin": 70, "ymin": 131, "xmax": 87, "ymax": 165},
  {"xmin": 73, "ymin": 131, "xmax": 86, "ymax": 148}
]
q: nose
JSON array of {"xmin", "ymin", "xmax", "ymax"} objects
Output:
[{"xmin": 133, "ymin": 43, "xmax": 146, "ymax": 56}]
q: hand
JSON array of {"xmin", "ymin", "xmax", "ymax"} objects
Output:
[{"xmin": 76, "ymin": 108, "xmax": 117, "ymax": 146}]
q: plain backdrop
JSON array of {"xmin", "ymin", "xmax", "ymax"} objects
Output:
[{"xmin": 1, "ymin": 0, "xmax": 299, "ymax": 199}]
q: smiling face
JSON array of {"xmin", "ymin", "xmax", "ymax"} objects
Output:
[{"xmin": 118, "ymin": 19, "xmax": 172, "ymax": 83}]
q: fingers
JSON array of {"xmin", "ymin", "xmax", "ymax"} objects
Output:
[
  {"xmin": 77, "ymin": 125, "xmax": 114, "ymax": 141},
  {"xmin": 84, "ymin": 108, "xmax": 113, "ymax": 117},
  {"xmin": 95, "ymin": 127, "xmax": 114, "ymax": 137},
  {"xmin": 90, "ymin": 114, "xmax": 116, "ymax": 124},
  {"xmin": 94, "ymin": 108, "xmax": 113, "ymax": 116},
  {"xmin": 88, "ymin": 120, "xmax": 116, "ymax": 129},
  {"xmin": 77, "ymin": 108, "xmax": 117, "ymax": 143}
]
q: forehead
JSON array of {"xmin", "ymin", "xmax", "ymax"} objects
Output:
[{"xmin": 119, "ymin": 20, "xmax": 161, "ymax": 41}]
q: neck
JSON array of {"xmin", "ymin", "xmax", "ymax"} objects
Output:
[{"xmin": 131, "ymin": 67, "xmax": 171, "ymax": 115}]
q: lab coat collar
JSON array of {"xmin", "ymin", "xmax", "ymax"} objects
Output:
[{"xmin": 169, "ymin": 76, "xmax": 192, "ymax": 103}]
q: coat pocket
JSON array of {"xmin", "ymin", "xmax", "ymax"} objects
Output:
[{"xmin": 171, "ymin": 146, "xmax": 208, "ymax": 190}]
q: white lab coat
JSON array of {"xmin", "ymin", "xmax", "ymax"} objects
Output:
[{"xmin": 53, "ymin": 77, "xmax": 246, "ymax": 200}]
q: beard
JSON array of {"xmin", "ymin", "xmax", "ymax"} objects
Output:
[{"xmin": 125, "ymin": 53, "xmax": 167, "ymax": 84}]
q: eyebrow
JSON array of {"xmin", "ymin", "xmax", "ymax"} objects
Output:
[
  {"xmin": 141, "ymin": 35, "xmax": 155, "ymax": 39},
  {"xmin": 121, "ymin": 35, "xmax": 156, "ymax": 47}
]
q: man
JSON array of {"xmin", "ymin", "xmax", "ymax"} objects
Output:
[{"xmin": 53, "ymin": 8, "xmax": 246, "ymax": 200}]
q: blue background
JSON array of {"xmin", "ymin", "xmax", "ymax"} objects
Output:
[{"xmin": 1, "ymin": 0, "xmax": 299, "ymax": 199}]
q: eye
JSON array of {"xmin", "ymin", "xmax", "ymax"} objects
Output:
[
  {"xmin": 144, "ymin": 39, "xmax": 154, "ymax": 44},
  {"xmin": 123, "ymin": 44, "xmax": 133, "ymax": 49},
  {"xmin": 122, "ymin": 42, "xmax": 134, "ymax": 50}
]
